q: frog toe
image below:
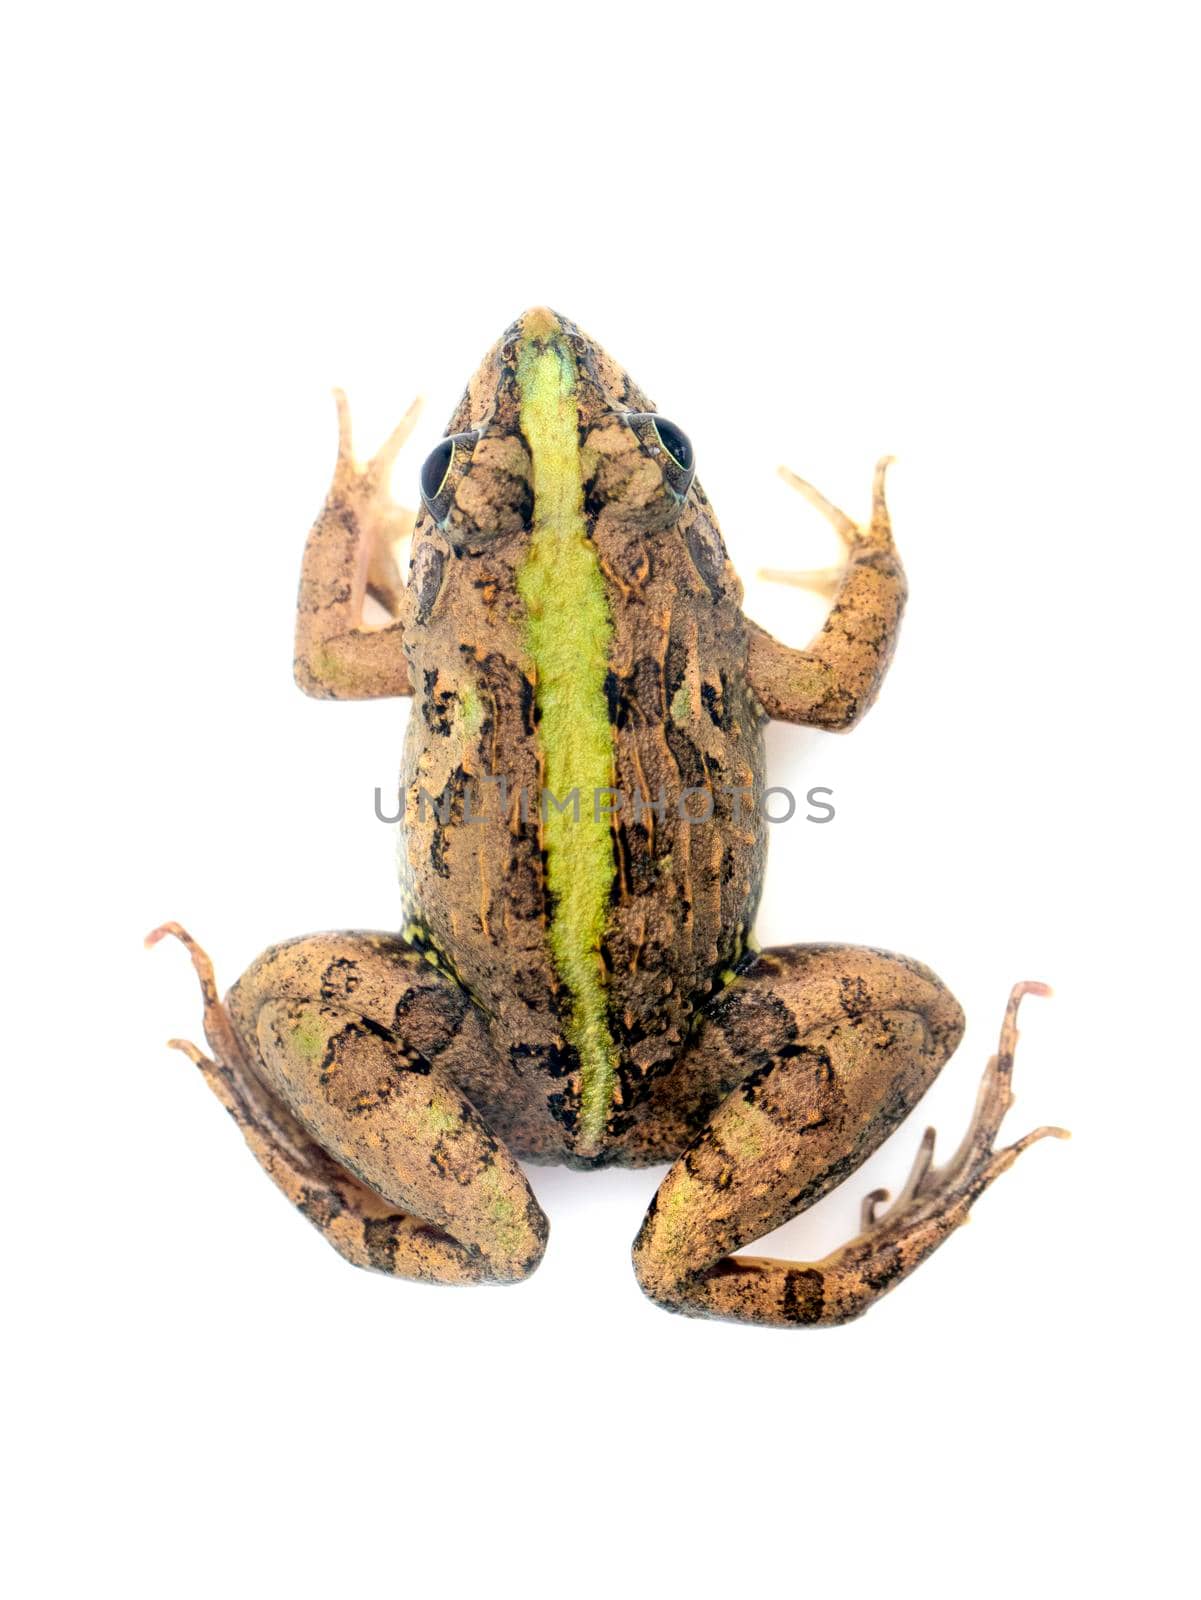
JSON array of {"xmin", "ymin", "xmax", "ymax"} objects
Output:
[{"xmin": 869, "ymin": 982, "xmax": 1069, "ymax": 1235}]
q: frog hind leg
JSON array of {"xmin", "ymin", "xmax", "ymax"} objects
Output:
[
  {"xmin": 632, "ymin": 945, "xmax": 1066, "ymax": 1326},
  {"xmin": 147, "ymin": 923, "xmax": 548, "ymax": 1284}
]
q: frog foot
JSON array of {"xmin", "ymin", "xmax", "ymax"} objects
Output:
[
  {"xmin": 331, "ymin": 389, "xmax": 423, "ymax": 617},
  {"xmin": 758, "ymin": 455, "xmax": 895, "ymax": 596},
  {"xmin": 145, "ymin": 921, "xmax": 247, "ymax": 1075},
  {"xmin": 860, "ymin": 981, "xmax": 1069, "ymax": 1238}
]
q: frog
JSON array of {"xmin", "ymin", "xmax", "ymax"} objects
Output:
[{"xmin": 149, "ymin": 307, "xmax": 1065, "ymax": 1326}]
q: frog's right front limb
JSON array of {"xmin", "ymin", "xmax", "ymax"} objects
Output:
[
  {"xmin": 746, "ymin": 457, "xmax": 907, "ymax": 729},
  {"xmin": 293, "ymin": 393, "xmax": 422, "ymax": 701},
  {"xmin": 147, "ymin": 924, "xmax": 548, "ymax": 1284}
]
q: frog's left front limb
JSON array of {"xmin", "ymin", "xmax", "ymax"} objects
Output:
[
  {"xmin": 745, "ymin": 458, "xmax": 907, "ymax": 729},
  {"xmin": 633, "ymin": 946, "xmax": 1066, "ymax": 1327},
  {"xmin": 293, "ymin": 392, "xmax": 422, "ymax": 700},
  {"xmin": 147, "ymin": 924, "xmax": 548, "ymax": 1283}
]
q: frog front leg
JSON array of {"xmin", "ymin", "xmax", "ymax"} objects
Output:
[
  {"xmin": 293, "ymin": 392, "xmax": 422, "ymax": 700},
  {"xmin": 147, "ymin": 924, "xmax": 548, "ymax": 1282},
  {"xmin": 746, "ymin": 458, "xmax": 907, "ymax": 729},
  {"xmin": 632, "ymin": 946, "xmax": 1065, "ymax": 1326}
]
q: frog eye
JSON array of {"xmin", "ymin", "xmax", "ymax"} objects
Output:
[
  {"xmin": 421, "ymin": 438, "xmax": 455, "ymax": 502},
  {"xmin": 625, "ymin": 412, "xmax": 696, "ymax": 495},
  {"xmin": 419, "ymin": 431, "xmax": 479, "ymax": 521},
  {"xmin": 650, "ymin": 416, "xmax": 693, "ymax": 475}
]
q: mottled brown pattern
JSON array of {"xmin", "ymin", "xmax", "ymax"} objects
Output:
[
  {"xmin": 151, "ymin": 309, "xmax": 1064, "ymax": 1323},
  {"xmin": 393, "ymin": 317, "xmax": 764, "ymax": 1160}
]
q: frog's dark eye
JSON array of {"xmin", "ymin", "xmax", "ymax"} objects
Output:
[
  {"xmin": 625, "ymin": 412, "xmax": 696, "ymax": 495},
  {"xmin": 419, "ymin": 431, "xmax": 479, "ymax": 521},
  {"xmin": 650, "ymin": 416, "xmax": 693, "ymax": 475},
  {"xmin": 421, "ymin": 438, "xmax": 456, "ymax": 502}
]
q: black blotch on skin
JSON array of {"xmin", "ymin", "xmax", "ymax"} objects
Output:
[
  {"xmin": 781, "ymin": 1267, "xmax": 826, "ymax": 1324},
  {"xmin": 863, "ymin": 1242, "xmax": 904, "ymax": 1294},
  {"xmin": 509, "ymin": 1040, "xmax": 574, "ymax": 1080},
  {"xmin": 519, "ymin": 673, "xmax": 536, "ymax": 737},
  {"xmin": 422, "ymin": 669, "xmax": 456, "ymax": 736},
  {"xmin": 603, "ymin": 669, "xmax": 626, "ymax": 728},
  {"xmin": 546, "ymin": 1090, "xmax": 580, "ymax": 1132},
  {"xmin": 838, "ymin": 974, "xmax": 874, "ymax": 1023},
  {"xmin": 393, "ymin": 980, "xmax": 468, "ymax": 1056},
  {"xmin": 424, "ymin": 764, "xmax": 473, "ymax": 881},
  {"xmin": 701, "ymin": 673, "xmax": 734, "ymax": 731},
  {"xmin": 665, "ymin": 723, "xmax": 707, "ymax": 792},
  {"xmin": 320, "ymin": 958, "xmax": 361, "ymax": 1003},
  {"xmin": 363, "ymin": 1216, "xmax": 403, "ymax": 1272},
  {"xmin": 502, "ymin": 841, "xmax": 544, "ymax": 923},
  {"xmin": 462, "ymin": 647, "xmax": 537, "ymax": 739},
  {"xmin": 430, "ymin": 821, "xmax": 450, "ymax": 878},
  {"xmin": 298, "ymin": 1185, "xmax": 345, "ymax": 1229},
  {"xmin": 709, "ymin": 986, "xmax": 799, "ymax": 1071}
]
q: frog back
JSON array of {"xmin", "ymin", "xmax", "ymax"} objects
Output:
[{"xmin": 397, "ymin": 310, "xmax": 765, "ymax": 1158}]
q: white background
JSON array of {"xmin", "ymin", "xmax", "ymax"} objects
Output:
[{"xmin": 5, "ymin": 4, "xmax": 1195, "ymax": 1596}]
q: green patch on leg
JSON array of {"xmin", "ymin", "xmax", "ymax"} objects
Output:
[
  {"xmin": 793, "ymin": 656, "xmax": 835, "ymax": 702},
  {"xmin": 424, "ymin": 1094, "xmax": 462, "ymax": 1138},
  {"xmin": 290, "ymin": 1009, "xmax": 328, "ymax": 1062},
  {"xmin": 515, "ymin": 324, "xmax": 618, "ymax": 1153},
  {"xmin": 718, "ymin": 1097, "xmax": 771, "ymax": 1164},
  {"xmin": 478, "ymin": 1164, "xmax": 526, "ymax": 1259},
  {"xmin": 458, "ymin": 686, "xmax": 482, "ymax": 735},
  {"xmin": 653, "ymin": 1171, "xmax": 705, "ymax": 1263},
  {"xmin": 314, "ymin": 644, "xmax": 353, "ymax": 690}
]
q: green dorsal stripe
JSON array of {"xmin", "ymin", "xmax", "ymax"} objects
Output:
[{"xmin": 515, "ymin": 328, "xmax": 618, "ymax": 1152}]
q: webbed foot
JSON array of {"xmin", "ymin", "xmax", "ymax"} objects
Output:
[
  {"xmin": 331, "ymin": 389, "xmax": 423, "ymax": 617},
  {"xmin": 861, "ymin": 981, "xmax": 1069, "ymax": 1239},
  {"xmin": 758, "ymin": 454, "xmax": 895, "ymax": 594}
]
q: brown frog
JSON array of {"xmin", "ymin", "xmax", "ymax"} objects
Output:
[{"xmin": 149, "ymin": 308, "xmax": 1065, "ymax": 1326}]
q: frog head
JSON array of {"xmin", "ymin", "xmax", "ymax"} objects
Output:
[{"xmin": 405, "ymin": 308, "xmax": 708, "ymax": 619}]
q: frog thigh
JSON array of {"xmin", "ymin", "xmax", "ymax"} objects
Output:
[
  {"xmin": 633, "ymin": 946, "xmax": 1061, "ymax": 1326},
  {"xmin": 151, "ymin": 925, "xmax": 547, "ymax": 1284}
]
